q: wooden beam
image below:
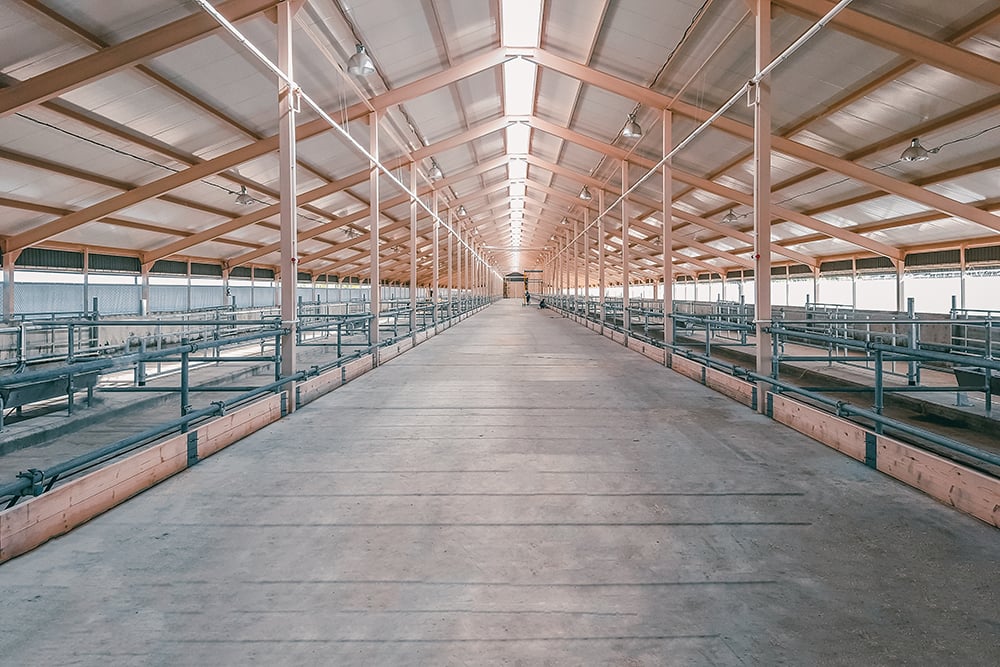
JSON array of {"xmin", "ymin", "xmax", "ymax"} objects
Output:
[
  {"xmin": 528, "ymin": 116, "xmax": 902, "ymax": 260},
  {"xmin": 773, "ymin": 0, "xmax": 1000, "ymax": 88},
  {"xmin": 0, "ymin": 0, "xmax": 278, "ymax": 118},
  {"xmin": 226, "ymin": 157, "xmax": 508, "ymax": 267},
  {"xmin": 5, "ymin": 52, "xmax": 509, "ymax": 254},
  {"xmin": 533, "ymin": 49, "xmax": 1000, "ymax": 235}
]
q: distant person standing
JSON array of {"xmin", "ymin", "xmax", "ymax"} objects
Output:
[{"xmin": 524, "ymin": 291, "xmax": 531, "ymax": 305}]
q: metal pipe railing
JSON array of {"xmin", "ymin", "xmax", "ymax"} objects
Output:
[
  {"xmin": 0, "ymin": 371, "xmax": 306, "ymax": 507},
  {"xmin": 547, "ymin": 298, "xmax": 1000, "ymax": 476}
]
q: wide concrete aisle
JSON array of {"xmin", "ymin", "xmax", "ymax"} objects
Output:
[{"xmin": 0, "ymin": 300, "xmax": 997, "ymax": 665}]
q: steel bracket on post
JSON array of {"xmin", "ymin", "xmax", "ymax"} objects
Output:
[{"xmin": 16, "ymin": 468, "xmax": 44, "ymax": 497}]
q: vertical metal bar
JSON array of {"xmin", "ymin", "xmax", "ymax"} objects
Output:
[
  {"xmin": 772, "ymin": 328, "xmax": 781, "ymax": 379},
  {"xmin": 985, "ymin": 318, "xmax": 993, "ymax": 417},
  {"xmin": 89, "ymin": 297, "xmax": 99, "ymax": 350},
  {"xmin": 278, "ymin": 0, "xmax": 298, "ymax": 411},
  {"xmin": 874, "ymin": 347, "xmax": 884, "ymax": 434},
  {"xmin": 907, "ymin": 296, "xmax": 918, "ymax": 385},
  {"xmin": 66, "ymin": 371, "xmax": 75, "ymax": 415},
  {"xmin": 180, "ymin": 338, "xmax": 190, "ymax": 433},
  {"xmin": 753, "ymin": 0, "xmax": 773, "ymax": 413},
  {"xmin": 274, "ymin": 333, "xmax": 281, "ymax": 381},
  {"xmin": 138, "ymin": 336, "xmax": 147, "ymax": 386}
]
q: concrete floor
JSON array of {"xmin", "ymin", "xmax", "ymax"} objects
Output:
[{"xmin": 0, "ymin": 299, "xmax": 997, "ymax": 665}]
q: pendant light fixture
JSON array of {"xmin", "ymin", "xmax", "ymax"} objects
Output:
[
  {"xmin": 235, "ymin": 185, "xmax": 254, "ymax": 205},
  {"xmin": 899, "ymin": 137, "xmax": 936, "ymax": 162},
  {"xmin": 458, "ymin": 205, "xmax": 467, "ymax": 216},
  {"xmin": 579, "ymin": 186, "xmax": 592, "ymax": 201},
  {"xmin": 622, "ymin": 112, "xmax": 642, "ymax": 139},
  {"xmin": 722, "ymin": 208, "xmax": 739, "ymax": 224},
  {"xmin": 347, "ymin": 43, "xmax": 375, "ymax": 77},
  {"xmin": 428, "ymin": 159, "xmax": 443, "ymax": 181}
]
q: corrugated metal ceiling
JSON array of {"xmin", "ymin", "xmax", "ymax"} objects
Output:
[{"xmin": 0, "ymin": 0, "xmax": 997, "ymax": 283}]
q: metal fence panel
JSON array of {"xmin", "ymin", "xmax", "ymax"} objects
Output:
[
  {"xmin": 13, "ymin": 283, "xmax": 85, "ymax": 316},
  {"xmin": 190, "ymin": 285, "xmax": 223, "ymax": 310},
  {"xmin": 90, "ymin": 283, "xmax": 141, "ymax": 315},
  {"xmin": 149, "ymin": 285, "xmax": 188, "ymax": 312}
]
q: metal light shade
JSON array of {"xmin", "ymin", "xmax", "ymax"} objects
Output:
[
  {"xmin": 579, "ymin": 186, "xmax": 592, "ymax": 201},
  {"xmin": 900, "ymin": 137, "xmax": 931, "ymax": 162},
  {"xmin": 622, "ymin": 114, "xmax": 642, "ymax": 139},
  {"xmin": 348, "ymin": 44, "xmax": 375, "ymax": 77},
  {"xmin": 458, "ymin": 205, "xmax": 467, "ymax": 216},
  {"xmin": 235, "ymin": 185, "xmax": 254, "ymax": 205},
  {"xmin": 722, "ymin": 208, "xmax": 738, "ymax": 224},
  {"xmin": 428, "ymin": 161, "xmax": 443, "ymax": 180}
]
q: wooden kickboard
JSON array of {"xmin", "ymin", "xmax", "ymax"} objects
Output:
[
  {"xmin": 626, "ymin": 338, "xmax": 665, "ymax": 364},
  {"xmin": 0, "ymin": 433, "xmax": 188, "ymax": 561},
  {"xmin": 197, "ymin": 396, "xmax": 282, "ymax": 458},
  {"xmin": 704, "ymin": 368, "xmax": 754, "ymax": 407},
  {"xmin": 769, "ymin": 394, "xmax": 867, "ymax": 461},
  {"xmin": 670, "ymin": 354, "xmax": 704, "ymax": 383},
  {"xmin": 297, "ymin": 372, "xmax": 343, "ymax": 406},
  {"xmin": 343, "ymin": 355, "xmax": 374, "ymax": 382},
  {"xmin": 876, "ymin": 436, "xmax": 1000, "ymax": 528}
]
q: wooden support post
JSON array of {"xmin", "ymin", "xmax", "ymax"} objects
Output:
[
  {"xmin": 409, "ymin": 166, "xmax": 417, "ymax": 333},
  {"xmin": 432, "ymin": 193, "xmax": 440, "ymax": 325},
  {"xmin": 598, "ymin": 189, "xmax": 606, "ymax": 325},
  {"xmin": 621, "ymin": 160, "xmax": 631, "ymax": 318},
  {"xmin": 754, "ymin": 0, "xmax": 773, "ymax": 409},
  {"xmin": 2, "ymin": 250, "xmax": 17, "ymax": 322},
  {"xmin": 583, "ymin": 206, "xmax": 590, "ymax": 313},
  {"xmin": 447, "ymin": 209, "xmax": 453, "ymax": 317},
  {"xmin": 278, "ymin": 0, "xmax": 298, "ymax": 408},
  {"xmin": 368, "ymin": 110, "xmax": 381, "ymax": 352},
  {"xmin": 662, "ymin": 108, "xmax": 674, "ymax": 343}
]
